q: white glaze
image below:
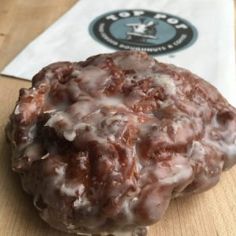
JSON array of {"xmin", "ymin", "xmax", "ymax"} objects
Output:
[
  {"xmin": 98, "ymin": 96, "xmax": 124, "ymax": 107},
  {"xmin": 188, "ymin": 141, "xmax": 206, "ymax": 162},
  {"xmin": 73, "ymin": 194, "xmax": 91, "ymax": 208},
  {"xmin": 63, "ymin": 130, "xmax": 76, "ymax": 141},
  {"xmin": 159, "ymin": 165, "xmax": 193, "ymax": 185},
  {"xmin": 154, "ymin": 74, "xmax": 176, "ymax": 95},
  {"xmin": 60, "ymin": 183, "xmax": 85, "ymax": 197},
  {"xmin": 41, "ymin": 153, "xmax": 50, "ymax": 160},
  {"xmin": 55, "ymin": 166, "xmax": 65, "ymax": 177},
  {"xmin": 14, "ymin": 104, "xmax": 20, "ymax": 115}
]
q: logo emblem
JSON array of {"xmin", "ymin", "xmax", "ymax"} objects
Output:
[{"xmin": 89, "ymin": 10, "xmax": 198, "ymax": 55}]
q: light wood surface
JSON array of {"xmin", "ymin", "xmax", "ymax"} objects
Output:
[{"xmin": 0, "ymin": 1, "xmax": 235, "ymax": 236}]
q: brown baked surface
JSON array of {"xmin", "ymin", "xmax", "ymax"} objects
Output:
[{"xmin": 6, "ymin": 51, "xmax": 236, "ymax": 235}]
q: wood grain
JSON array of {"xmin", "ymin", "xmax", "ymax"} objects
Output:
[{"xmin": 0, "ymin": 1, "xmax": 235, "ymax": 235}]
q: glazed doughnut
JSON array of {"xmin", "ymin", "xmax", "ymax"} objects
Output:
[{"xmin": 6, "ymin": 51, "xmax": 236, "ymax": 235}]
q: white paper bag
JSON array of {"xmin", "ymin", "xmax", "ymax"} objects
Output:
[{"xmin": 1, "ymin": 0, "xmax": 236, "ymax": 106}]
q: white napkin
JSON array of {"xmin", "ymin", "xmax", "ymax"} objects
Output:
[{"xmin": 1, "ymin": 0, "xmax": 236, "ymax": 106}]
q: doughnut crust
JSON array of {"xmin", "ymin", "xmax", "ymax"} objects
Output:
[{"xmin": 6, "ymin": 51, "xmax": 236, "ymax": 235}]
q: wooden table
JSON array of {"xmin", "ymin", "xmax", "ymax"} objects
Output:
[{"xmin": 0, "ymin": 1, "xmax": 235, "ymax": 235}]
